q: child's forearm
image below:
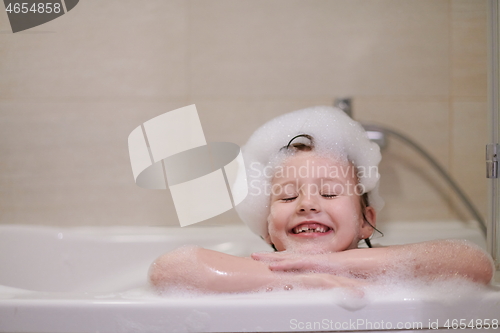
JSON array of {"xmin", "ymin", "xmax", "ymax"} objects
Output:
[
  {"xmin": 254, "ymin": 240, "xmax": 494, "ymax": 284},
  {"xmin": 149, "ymin": 246, "xmax": 298, "ymax": 293},
  {"xmin": 195, "ymin": 247, "xmax": 286, "ymax": 292},
  {"xmin": 149, "ymin": 247, "xmax": 367, "ymax": 293},
  {"xmin": 326, "ymin": 240, "xmax": 494, "ymax": 283}
]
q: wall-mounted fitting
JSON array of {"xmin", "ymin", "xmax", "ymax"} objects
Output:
[
  {"xmin": 334, "ymin": 97, "xmax": 387, "ymax": 150},
  {"xmin": 333, "ymin": 97, "xmax": 353, "ymax": 118},
  {"xmin": 486, "ymin": 143, "xmax": 499, "ymax": 178}
]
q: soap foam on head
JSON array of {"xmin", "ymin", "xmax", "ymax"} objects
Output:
[{"xmin": 234, "ymin": 106, "xmax": 384, "ymax": 240}]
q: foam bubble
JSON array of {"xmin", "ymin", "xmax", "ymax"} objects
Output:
[
  {"xmin": 149, "ymin": 245, "xmax": 209, "ymax": 296},
  {"xmin": 363, "ymin": 275, "xmax": 491, "ymax": 306}
]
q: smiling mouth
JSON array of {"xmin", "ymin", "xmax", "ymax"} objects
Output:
[{"xmin": 291, "ymin": 223, "xmax": 332, "ymax": 234}]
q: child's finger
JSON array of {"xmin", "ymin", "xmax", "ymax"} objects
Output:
[
  {"xmin": 251, "ymin": 252, "xmax": 276, "ymax": 261},
  {"xmin": 268, "ymin": 259, "xmax": 310, "ymax": 271},
  {"xmin": 251, "ymin": 252, "xmax": 291, "ymax": 261}
]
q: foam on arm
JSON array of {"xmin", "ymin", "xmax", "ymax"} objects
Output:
[
  {"xmin": 337, "ymin": 240, "xmax": 494, "ymax": 284},
  {"xmin": 149, "ymin": 246, "xmax": 286, "ymax": 293}
]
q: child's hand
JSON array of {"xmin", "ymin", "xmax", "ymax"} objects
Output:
[{"xmin": 251, "ymin": 251, "xmax": 344, "ymax": 274}]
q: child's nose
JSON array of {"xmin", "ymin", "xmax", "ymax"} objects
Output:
[{"xmin": 296, "ymin": 193, "xmax": 320, "ymax": 213}]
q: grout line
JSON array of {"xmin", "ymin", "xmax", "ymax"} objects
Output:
[
  {"xmin": 447, "ymin": 0, "xmax": 455, "ymax": 218},
  {"xmin": 186, "ymin": 0, "xmax": 192, "ymax": 104},
  {"xmin": 449, "ymin": 0, "xmax": 454, "ymax": 174},
  {"xmin": 0, "ymin": 96, "xmax": 465, "ymax": 104}
]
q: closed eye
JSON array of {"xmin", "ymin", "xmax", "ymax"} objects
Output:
[
  {"xmin": 321, "ymin": 194, "xmax": 337, "ymax": 198},
  {"xmin": 281, "ymin": 196, "xmax": 297, "ymax": 202}
]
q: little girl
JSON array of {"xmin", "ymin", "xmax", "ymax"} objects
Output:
[{"xmin": 149, "ymin": 106, "xmax": 493, "ymax": 293}]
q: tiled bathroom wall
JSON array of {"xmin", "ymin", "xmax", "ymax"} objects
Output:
[{"xmin": 0, "ymin": 0, "xmax": 488, "ymax": 228}]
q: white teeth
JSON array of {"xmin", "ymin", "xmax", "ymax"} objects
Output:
[{"xmin": 292, "ymin": 225, "xmax": 329, "ymax": 234}]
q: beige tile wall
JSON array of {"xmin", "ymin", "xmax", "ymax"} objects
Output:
[{"xmin": 0, "ymin": 0, "xmax": 488, "ymax": 228}]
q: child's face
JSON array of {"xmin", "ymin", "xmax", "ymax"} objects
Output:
[{"xmin": 266, "ymin": 152, "xmax": 375, "ymax": 254}]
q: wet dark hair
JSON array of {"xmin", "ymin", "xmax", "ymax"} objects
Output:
[{"xmin": 276, "ymin": 134, "xmax": 383, "ymax": 249}]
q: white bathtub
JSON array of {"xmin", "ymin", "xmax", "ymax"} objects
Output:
[{"xmin": 0, "ymin": 221, "xmax": 499, "ymax": 333}]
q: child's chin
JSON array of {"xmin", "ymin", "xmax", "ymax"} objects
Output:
[{"xmin": 285, "ymin": 240, "xmax": 333, "ymax": 254}]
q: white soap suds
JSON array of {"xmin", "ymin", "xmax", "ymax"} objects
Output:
[
  {"xmin": 363, "ymin": 276, "xmax": 493, "ymax": 306},
  {"xmin": 148, "ymin": 245, "xmax": 210, "ymax": 296}
]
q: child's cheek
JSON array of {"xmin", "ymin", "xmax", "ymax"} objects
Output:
[{"xmin": 267, "ymin": 205, "xmax": 282, "ymax": 229}]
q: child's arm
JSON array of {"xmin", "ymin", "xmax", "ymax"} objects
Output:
[
  {"xmin": 148, "ymin": 246, "xmax": 365, "ymax": 293},
  {"xmin": 252, "ymin": 240, "xmax": 494, "ymax": 284}
]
